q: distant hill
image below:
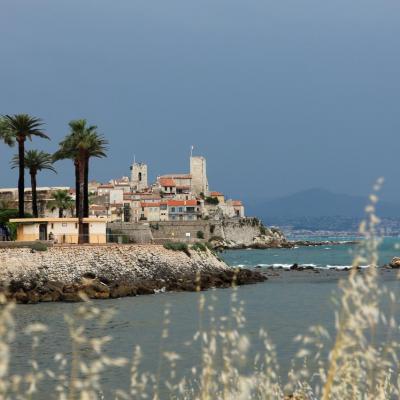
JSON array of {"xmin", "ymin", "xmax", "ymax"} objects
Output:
[{"xmin": 247, "ymin": 188, "xmax": 400, "ymax": 223}]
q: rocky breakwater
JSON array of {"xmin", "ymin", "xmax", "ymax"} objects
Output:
[
  {"xmin": 210, "ymin": 219, "xmax": 291, "ymax": 250},
  {"xmin": 0, "ymin": 245, "xmax": 265, "ymax": 303}
]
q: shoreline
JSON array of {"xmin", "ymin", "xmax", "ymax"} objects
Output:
[
  {"xmin": 0, "ymin": 244, "xmax": 266, "ymax": 304},
  {"xmin": 214, "ymin": 239, "xmax": 358, "ymax": 250}
]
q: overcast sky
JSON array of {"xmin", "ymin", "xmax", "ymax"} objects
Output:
[{"xmin": 0, "ymin": 0, "xmax": 399, "ymax": 202}]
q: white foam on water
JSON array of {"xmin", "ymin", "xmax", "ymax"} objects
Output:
[
  {"xmin": 270, "ymin": 264, "xmax": 293, "ymax": 269},
  {"xmin": 325, "ymin": 265, "xmax": 369, "ymax": 270}
]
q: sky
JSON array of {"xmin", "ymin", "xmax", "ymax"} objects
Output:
[{"xmin": 0, "ymin": 0, "xmax": 399, "ymax": 203}]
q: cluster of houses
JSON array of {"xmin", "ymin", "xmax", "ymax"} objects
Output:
[
  {"xmin": 83, "ymin": 155, "xmax": 244, "ymax": 222},
  {"xmin": 0, "ymin": 155, "xmax": 245, "ymax": 244}
]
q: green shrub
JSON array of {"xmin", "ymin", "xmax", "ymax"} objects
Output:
[
  {"xmin": 205, "ymin": 196, "xmax": 219, "ymax": 205},
  {"xmin": 30, "ymin": 242, "xmax": 48, "ymax": 252},
  {"xmin": 4, "ymin": 222, "xmax": 17, "ymax": 240},
  {"xmin": 259, "ymin": 225, "xmax": 266, "ymax": 235},
  {"xmin": 191, "ymin": 242, "xmax": 207, "ymax": 252},
  {"xmin": 196, "ymin": 230, "xmax": 204, "ymax": 239},
  {"xmin": 163, "ymin": 242, "xmax": 190, "ymax": 257},
  {"xmin": 0, "ymin": 209, "xmax": 33, "ymax": 224}
]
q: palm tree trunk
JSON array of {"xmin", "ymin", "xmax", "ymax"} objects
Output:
[
  {"xmin": 84, "ymin": 158, "xmax": 89, "ymax": 218},
  {"xmin": 30, "ymin": 171, "xmax": 38, "ymax": 218},
  {"xmin": 74, "ymin": 160, "xmax": 79, "ymax": 218},
  {"xmin": 59, "ymin": 208, "xmax": 63, "ymax": 218},
  {"xmin": 78, "ymin": 153, "xmax": 86, "ymax": 244},
  {"xmin": 17, "ymin": 138, "xmax": 25, "ymax": 217}
]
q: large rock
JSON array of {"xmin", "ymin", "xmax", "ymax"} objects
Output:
[{"xmin": 390, "ymin": 257, "xmax": 400, "ymax": 268}]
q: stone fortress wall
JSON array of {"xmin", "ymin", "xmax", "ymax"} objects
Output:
[{"xmin": 107, "ymin": 218, "xmax": 287, "ymax": 248}]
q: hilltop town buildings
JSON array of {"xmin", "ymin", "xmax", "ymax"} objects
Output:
[{"xmin": 0, "ymin": 155, "xmax": 245, "ymax": 223}]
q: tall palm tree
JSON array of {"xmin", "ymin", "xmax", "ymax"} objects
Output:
[
  {"xmin": 0, "ymin": 117, "xmax": 15, "ymax": 147},
  {"xmin": 2, "ymin": 114, "xmax": 49, "ymax": 217},
  {"xmin": 11, "ymin": 150, "xmax": 56, "ymax": 217},
  {"xmin": 47, "ymin": 189, "xmax": 74, "ymax": 218},
  {"xmin": 54, "ymin": 120, "xmax": 107, "ymax": 243},
  {"xmin": 53, "ymin": 139, "xmax": 80, "ymax": 219}
]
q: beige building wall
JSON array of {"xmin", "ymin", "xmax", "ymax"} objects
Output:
[
  {"xmin": 11, "ymin": 218, "xmax": 106, "ymax": 244},
  {"xmin": 142, "ymin": 206, "xmax": 160, "ymax": 221}
]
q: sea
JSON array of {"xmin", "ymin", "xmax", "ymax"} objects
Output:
[
  {"xmin": 222, "ymin": 236, "xmax": 400, "ymax": 270},
  {"xmin": 9, "ymin": 237, "xmax": 400, "ymax": 397}
]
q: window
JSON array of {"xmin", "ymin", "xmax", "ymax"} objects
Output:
[
  {"xmin": 178, "ymin": 207, "xmax": 183, "ymax": 213},
  {"xmin": 171, "ymin": 207, "xmax": 175, "ymax": 212},
  {"xmin": 138, "ymin": 172, "xmax": 142, "ymax": 181},
  {"xmin": 51, "ymin": 223, "xmax": 54, "ymax": 229}
]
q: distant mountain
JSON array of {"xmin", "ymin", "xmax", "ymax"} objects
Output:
[{"xmin": 247, "ymin": 188, "xmax": 400, "ymax": 222}]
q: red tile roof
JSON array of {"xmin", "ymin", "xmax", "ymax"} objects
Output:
[
  {"xmin": 141, "ymin": 202, "xmax": 161, "ymax": 208},
  {"xmin": 211, "ymin": 191, "xmax": 223, "ymax": 196},
  {"xmin": 90, "ymin": 205, "xmax": 107, "ymax": 210},
  {"xmin": 167, "ymin": 200, "xmax": 198, "ymax": 207},
  {"xmin": 98, "ymin": 184, "xmax": 114, "ymax": 189},
  {"xmin": 160, "ymin": 174, "xmax": 192, "ymax": 179},
  {"xmin": 232, "ymin": 200, "xmax": 243, "ymax": 206},
  {"xmin": 159, "ymin": 178, "xmax": 176, "ymax": 187}
]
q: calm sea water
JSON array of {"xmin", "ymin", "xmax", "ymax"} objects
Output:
[
  {"xmin": 9, "ymin": 238, "xmax": 400, "ymax": 397},
  {"xmin": 222, "ymin": 237, "xmax": 400, "ymax": 269}
]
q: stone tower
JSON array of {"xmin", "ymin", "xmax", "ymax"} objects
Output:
[
  {"xmin": 130, "ymin": 162, "xmax": 148, "ymax": 192},
  {"xmin": 190, "ymin": 156, "xmax": 209, "ymax": 196}
]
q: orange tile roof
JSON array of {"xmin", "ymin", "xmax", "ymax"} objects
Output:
[
  {"xmin": 141, "ymin": 202, "xmax": 161, "ymax": 208},
  {"xmin": 167, "ymin": 200, "xmax": 198, "ymax": 207},
  {"xmin": 211, "ymin": 191, "xmax": 223, "ymax": 196},
  {"xmin": 98, "ymin": 184, "xmax": 114, "ymax": 189},
  {"xmin": 159, "ymin": 178, "xmax": 176, "ymax": 187},
  {"xmin": 160, "ymin": 174, "xmax": 192, "ymax": 179},
  {"xmin": 232, "ymin": 200, "xmax": 243, "ymax": 206},
  {"xmin": 90, "ymin": 205, "xmax": 107, "ymax": 210}
]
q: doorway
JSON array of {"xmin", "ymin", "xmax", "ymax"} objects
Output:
[{"xmin": 39, "ymin": 224, "xmax": 47, "ymax": 241}]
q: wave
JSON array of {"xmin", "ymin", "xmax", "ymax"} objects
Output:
[{"xmin": 247, "ymin": 263, "xmax": 370, "ymax": 270}]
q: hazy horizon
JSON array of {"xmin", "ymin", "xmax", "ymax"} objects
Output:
[{"xmin": 1, "ymin": 0, "xmax": 400, "ymax": 202}]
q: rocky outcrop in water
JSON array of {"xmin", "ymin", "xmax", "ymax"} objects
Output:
[
  {"xmin": 389, "ymin": 257, "xmax": 400, "ymax": 269},
  {"xmin": 0, "ymin": 245, "xmax": 266, "ymax": 303}
]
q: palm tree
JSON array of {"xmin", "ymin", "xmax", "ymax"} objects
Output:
[
  {"xmin": 47, "ymin": 189, "xmax": 74, "ymax": 218},
  {"xmin": 0, "ymin": 117, "xmax": 15, "ymax": 147},
  {"xmin": 54, "ymin": 120, "xmax": 107, "ymax": 243},
  {"xmin": 2, "ymin": 114, "xmax": 49, "ymax": 217},
  {"xmin": 11, "ymin": 150, "xmax": 56, "ymax": 217},
  {"xmin": 53, "ymin": 139, "xmax": 80, "ymax": 219}
]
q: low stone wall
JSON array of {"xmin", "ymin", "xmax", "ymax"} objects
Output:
[
  {"xmin": 0, "ymin": 245, "xmax": 266, "ymax": 303},
  {"xmin": 150, "ymin": 220, "xmax": 214, "ymax": 242},
  {"xmin": 107, "ymin": 222, "xmax": 153, "ymax": 243}
]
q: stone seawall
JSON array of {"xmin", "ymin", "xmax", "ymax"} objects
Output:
[
  {"xmin": 107, "ymin": 218, "xmax": 289, "ymax": 249},
  {"xmin": 0, "ymin": 245, "xmax": 266, "ymax": 303}
]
